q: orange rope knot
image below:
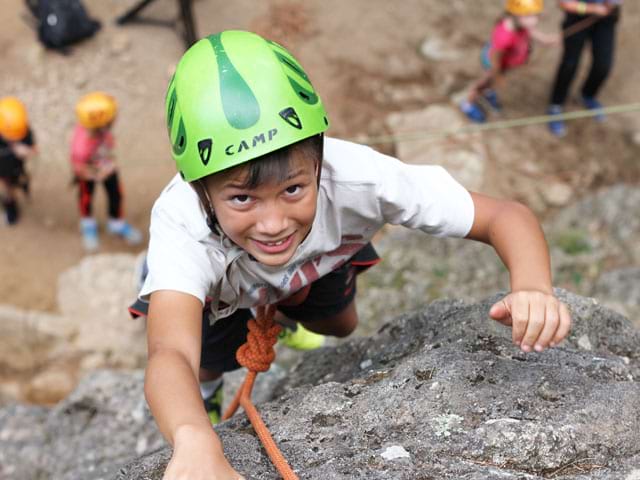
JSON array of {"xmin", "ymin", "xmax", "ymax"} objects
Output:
[
  {"xmin": 236, "ymin": 305, "xmax": 282, "ymax": 372},
  {"xmin": 223, "ymin": 304, "xmax": 299, "ymax": 479}
]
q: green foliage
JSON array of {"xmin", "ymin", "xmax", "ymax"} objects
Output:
[{"xmin": 554, "ymin": 229, "xmax": 592, "ymax": 255}]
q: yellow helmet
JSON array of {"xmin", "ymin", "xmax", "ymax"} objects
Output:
[
  {"xmin": 506, "ymin": 0, "xmax": 544, "ymax": 15},
  {"xmin": 0, "ymin": 97, "xmax": 29, "ymax": 142},
  {"xmin": 75, "ymin": 92, "xmax": 117, "ymax": 129}
]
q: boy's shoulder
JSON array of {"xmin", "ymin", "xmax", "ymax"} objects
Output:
[
  {"xmin": 155, "ymin": 173, "xmax": 199, "ymax": 210},
  {"xmin": 152, "ymin": 174, "xmax": 210, "ymax": 237}
]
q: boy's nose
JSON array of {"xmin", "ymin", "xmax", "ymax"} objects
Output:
[{"xmin": 255, "ymin": 205, "xmax": 289, "ymax": 236}]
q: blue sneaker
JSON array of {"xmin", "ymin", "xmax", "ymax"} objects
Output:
[
  {"xmin": 581, "ymin": 96, "xmax": 605, "ymax": 122},
  {"xmin": 482, "ymin": 89, "xmax": 502, "ymax": 112},
  {"xmin": 80, "ymin": 217, "xmax": 99, "ymax": 252},
  {"xmin": 547, "ymin": 105, "xmax": 567, "ymax": 138},
  {"xmin": 460, "ymin": 101, "xmax": 486, "ymax": 123},
  {"xmin": 107, "ymin": 219, "xmax": 143, "ymax": 245}
]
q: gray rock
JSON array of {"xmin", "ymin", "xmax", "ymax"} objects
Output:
[
  {"xmin": 0, "ymin": 370, "xmax": 164, "ymax": 480},
  {"xmin": 115, "ymin": 290, "xmax": 640, "ymax": 479},
  {"xmin": 594, "ymin": 268, "xmax": 640, "ymax": 310},
  {"xmin": 385, "ymin": 105, "xmax": 487, "ymax": 191},
  {"xmin": 548, "ymin": 185, "xmax": 640, "ymax": 265},
  {"xmin": 419, "ymin": 37, "xmax": 463, "ymax": 61}
]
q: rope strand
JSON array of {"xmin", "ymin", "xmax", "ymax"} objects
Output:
[
  {"xmin": 349, "ymin": 102, "xmax": 640, "ymax": 147},
  {"xmin": 223, "ymin": 305, "xmax": 299, "ymax": 480}
]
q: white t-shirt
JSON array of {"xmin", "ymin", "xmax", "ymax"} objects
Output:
[{"xmin": 140, "ymin": 137, "xmax": 475, "ymax": 320}]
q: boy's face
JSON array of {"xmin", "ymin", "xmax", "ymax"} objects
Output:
[
  {"xmin": 205, "ymin": 154, "xmax": 318, "ymax": 266},
  {"xmin": 517, "ymin": 14, "xmax": 539, "ymax": 29}
]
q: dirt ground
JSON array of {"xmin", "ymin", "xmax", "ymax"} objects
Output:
[{"xmin": 1, "ymin": 0, "xmax": 640, "ymax": 313}]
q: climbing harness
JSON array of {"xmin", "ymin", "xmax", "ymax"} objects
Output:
[{"xmin": 223, "ymin": 305, "xmax": 299, "ymax": 480}]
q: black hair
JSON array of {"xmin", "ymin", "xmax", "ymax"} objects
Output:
[{"xmin": 236, "ymin": 133, "xmax": 323, "ymax": 190}]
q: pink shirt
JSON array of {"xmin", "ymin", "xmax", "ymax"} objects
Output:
[
  {"xmin": 490, "ymin": 19, "xmax": 531, "ymax": 70},
  {"xmin": 70, "ymin": 124, "xmax": 115, "ymax": 175}
]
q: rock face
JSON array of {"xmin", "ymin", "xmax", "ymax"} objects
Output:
[
  {"xmin": 2, "ymin": 291, "xmax": 639, "ymax": 480},
  {"xmin": 0, "ymin": 254, "xmax": 145, "ymax": 404},
  {"xmin": 0, "ymin": 370, "xmax": 165, "ymax": 480},
  {"xmin": 386, "ymin": 105, "xmax": 487, "ymax": 191},
  {"xmin": 110, "ymin": 290, "xmax": 640, "ymax": 480}
]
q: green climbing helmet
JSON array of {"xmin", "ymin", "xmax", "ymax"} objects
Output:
[{"xmin": 166, "ymin": 30, "xmax": 329, "ymax": 182}]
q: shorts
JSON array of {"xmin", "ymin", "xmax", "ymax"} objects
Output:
[{"xmin": 200, "ymin": 242, "xmax": 380, "ymax": 373}]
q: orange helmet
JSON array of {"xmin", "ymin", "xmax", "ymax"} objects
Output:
[
  {"xmin": 506, "ymin": 0, "xmax": 544, "ymax": 15},
  {"xmin": 75, "ymin": 92, "xmax": 117, "ymax": 129},
  {"xmin": 0, "ymin": 97, "xmax": 29, "ymax": 142}
]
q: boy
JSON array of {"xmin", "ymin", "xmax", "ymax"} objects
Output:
[
  {"xmin": 460, "ymin": 0, "xmax": 559, "ymax": 123},
  {"xmin": 141, "ymin": 31, "xmax": 571, "ymax": 479},
  {"xmin": 71, "ymin": 91, "xmax": 142, "ymax": 251},
  {"xmin": 0, "ymin": 97, "xmax": 37, "ymax": 225}
]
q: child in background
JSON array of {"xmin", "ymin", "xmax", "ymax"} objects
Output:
[
  {"xmin": 460, "ymin": 0, "xmax": 559, "ymax": 123},
  {"xmin": 547, "ymin": 0, "xmax": 620, "ymax": 137},
  {"xmin": 140, "ymin": 31, "xmax": 571, "ymax": 479},
  {"xmin": 71, "ymin": 92, "xmax": 142, "ymax": 251},
  {"xmin": 0, "ymin": 97, "xmax": 37, "ymax": 225}
]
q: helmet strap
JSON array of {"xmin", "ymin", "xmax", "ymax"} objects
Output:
[
  {"xmin": 315, "ymin": 133, "xmax": 324, "ymax": 188},
  {"xmin": 193, "ymin": 179, "xmax": 221, "ymax": 235}
]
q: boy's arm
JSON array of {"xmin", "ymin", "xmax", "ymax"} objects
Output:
[
  {"xmin": 146, "ymin": 290, "xmax": 243, "ymax": 479},
  {"xmin": 529, "ymin": 28, "xmax": 561, "ymax": 46},
  {"xmin": 465, "ymin": 192, "xmax": 571, "ymax": 352},
  {"xmin": 10, "ymin": 142, "xmax": 37, "ymax": 160}
]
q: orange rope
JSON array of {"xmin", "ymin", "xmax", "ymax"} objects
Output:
[{"xmin": 222, "ymin": 305, "xmax": 299, "ymax": 480}]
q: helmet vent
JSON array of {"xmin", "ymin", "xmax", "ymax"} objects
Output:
[
  {"xmin": 198, "ymin": 138, "xmax": 213, "ymax": 165},
  {"xmin": 279, "ymin": 107, "xmax": 302, "ymax": 130}
]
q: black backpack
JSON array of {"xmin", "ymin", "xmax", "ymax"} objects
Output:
[{"xmin": 25, "ymin": 0, "xmax": 101, "ymax": 51}]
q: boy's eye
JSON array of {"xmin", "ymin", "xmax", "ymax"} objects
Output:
[
  {"xmin": 284, "ymin": 185, "xmax": 301, "ymax": 195},
  {"xmin": 230, "ymin": 194, "xmax": 251, "ymax": 205}
]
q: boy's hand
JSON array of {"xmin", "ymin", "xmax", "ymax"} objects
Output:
[
  {"xmin": 489, "ymin": 291, "xmax": 571, "ymax": 353},
  {"xmin": 10, "ymin": 142, "xmax": 32, "ymax": 159},
  {"xmin": 95, "ymin": 164, "xmax": 116, "ymax": 181},
  {"xmin": 592, "ymin": 4, "xmax": 613, "ymax": 16},
  {"xmin": 546, "ymin": 32, "xmax": 562, "ymax": 46},
  {"xmin": 163, "ymin": 425, "xmax": 245, "ymax": 480}
]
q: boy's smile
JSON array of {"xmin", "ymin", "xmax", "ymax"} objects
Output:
[{"xmin": 206, "ymin": 155, "xmax": 319, "ymax": 266}]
